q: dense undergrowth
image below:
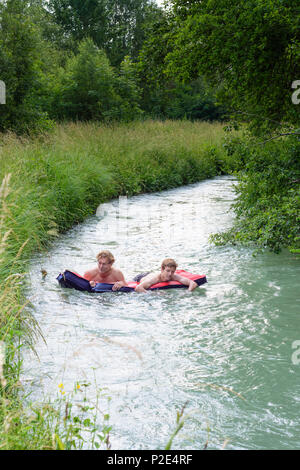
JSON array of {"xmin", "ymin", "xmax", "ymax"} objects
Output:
[{"xmin": 211, "ymin": 133, "xmax": 300, "ymax": 254}]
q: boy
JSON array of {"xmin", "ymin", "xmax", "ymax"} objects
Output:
[{"xmin": 134, "ymin": 258, "xmax": 198, "ymax": 293}]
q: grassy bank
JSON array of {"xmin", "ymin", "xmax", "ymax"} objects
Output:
[
  {"xmin": 0, "ymin": 120, "xmax": 233, "ymax": 279},
  {"xmin": 0, "ymin": 119, "xmax": 236, "ymax": 449}
]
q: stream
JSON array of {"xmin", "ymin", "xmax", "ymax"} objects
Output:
[{"xmin": 22, "ymin": 176, "xmax": 300, "ymax": 450}]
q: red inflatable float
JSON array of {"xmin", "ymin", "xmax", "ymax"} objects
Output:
[{"xmin": 57, "ymin": 270, "xmax": 207, "ymax": 293}]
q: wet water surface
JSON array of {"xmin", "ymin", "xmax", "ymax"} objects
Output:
[{"xmin": 23, "ymin": 176, "xmax": 300, "ymax": 449}]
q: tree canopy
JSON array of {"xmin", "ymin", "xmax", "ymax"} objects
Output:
[
  {"xmin": 0, "ymin": 0, "xmax": 54, "ymax": 133},
  {"xmin": 49, "ymin": 0, "xmax": 161, "ymax": 66},
  {"xmin": 164, "ymin": 0, "xmax": 300, "ymax": 133}
]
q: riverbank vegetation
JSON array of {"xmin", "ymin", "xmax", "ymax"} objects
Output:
[
  {"xmin": 211, "ymin": 134, "xmax": 300, "ymax": 254},
  {"xmin": 0, "ymin": 0, "xmax": 298, "ymax": 254},
  {"xmin": 158, "ymin": 0, "xmax": 299, "ymax": 254},
  {"xmin": 0, "ymin": 0, "xmax": 225, "ymax": 134}
]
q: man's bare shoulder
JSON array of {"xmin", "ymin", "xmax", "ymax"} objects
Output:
[
  {"xmin": 83, "ymin": 267, "xmax": 98, "ymax": 280},
  {"xmin": 111, "ymin": 267, "xmax": 125, "ymax": 278},
  {"xmin": 112, "ymin": 267, "xmax": 123, "ymax": 275}
]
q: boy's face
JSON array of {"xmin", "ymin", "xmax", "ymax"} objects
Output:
[{"xmin": 161, "ymin": 266, "xmax": 176, "ymax": 281}]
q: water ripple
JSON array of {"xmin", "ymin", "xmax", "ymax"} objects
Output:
[{"xmin": 22, "ymin": 176, "xmax": 300, "ymax": 450}]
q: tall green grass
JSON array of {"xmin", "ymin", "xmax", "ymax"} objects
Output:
[
  {"xmin": 0, "ymin": 120, "xmax": 233, "ymax": 277},
  {"xmin": 0, "ymin": 119, "xmax": 237, "ymax": 449}
]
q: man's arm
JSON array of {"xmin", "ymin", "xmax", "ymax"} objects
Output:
[
  {"xmin": 173, "ymin": 274, "xmax": 198, "ymax": 291},
  {"xmin": 84, "ymin": 269, "xmax": 99, "ymax": 287},
  {"xmin": 112, "ymin": 270, "xmax": 128, "ymax": 291},
  {"xmin": 83, "ymin": 269, "xmax": 94, "ymax": 281}
]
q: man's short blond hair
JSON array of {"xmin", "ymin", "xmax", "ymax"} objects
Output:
[
  {"xmin": 96, "ymin": 250, "xmax": 115, "ymax": 264},
  {"xmin": 161, "ymin": 258, "xmax": 177, "ymax": 270}
]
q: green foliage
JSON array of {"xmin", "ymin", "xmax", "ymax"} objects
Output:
[
  {"xmin": 116, "ymin": 56, "xmax": 144, "ymax": 121},
  {"xmin": 104, "ymin": 0, "xmax": 161, "ymax": 67},
  {"xmin": 166, "ymin": 0, "xmax": 300, "ymax": 133},
  {"xmin": 137, "ymin": 12, "xmax": 224, "ymax": 121},
  {"xmin": 54, "ymin": 38, "xmax": 143, "ymax": 121},
  {"xmin": 49, "ymin": 0, "xmax": 161, "ymax": 66},
  {"xmin": 165, "ymin": 403, "xmax": 187, "ymax": 450},
  {"xmin": 0, "ymin": 0, "xmax": 233, "ymax": 131},
  {"xmin": 49, "ymin": 0, "xmax": 109, "ymax": 57},
  {"xmin": 0, "ymin": 380, "xmax": 112, "ymax": 450},
  {"xmin": 0, "ymin": 0, "xmax": 159, "ymax": 132},
  {"xmin": 165, "ymin": 78, "xmax": 226, "ymax": 121},
  {"xmin": 56, "ymin": 38, "xmax": 120, "ymax": 121},
  {"xmin": 53, "ymin": 382, "xmax": 112, "ymax": 450},
  {"xmin": 211, "ymin": 135, "xmax": 300, "ymax": 253},
  {"xmin": 28, "ymin": 0, "xmax": 77, "ymax": 57}
]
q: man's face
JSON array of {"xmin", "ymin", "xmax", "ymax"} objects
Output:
[
  {"xmin": 161, "ymin": 266, "xmax": 176, "ymax": 281},
  {"xmin": 97, "ymin": 257, "xmax": 112, "ymax": 273}
]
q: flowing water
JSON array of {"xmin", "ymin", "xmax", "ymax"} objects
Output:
[{"xmin": 22, "ymin": 176, "xmax": 300, "ymax": 450}]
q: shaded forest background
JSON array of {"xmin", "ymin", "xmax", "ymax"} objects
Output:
[
  {"xmin": 0, "ymin": 0, "xmax": 298, "ymax": 134},
  {"xmin": 0, "ymin": 0, "xmax": 226, "ymax": 133}
]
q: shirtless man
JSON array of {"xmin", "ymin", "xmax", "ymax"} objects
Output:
[
  {"xmin": 84, "ymin": 250, "xmax": 128, "ymax": 291},
  {"xmin": 134, "ymin": 258, "xmax": 198, "ymax": 293}
]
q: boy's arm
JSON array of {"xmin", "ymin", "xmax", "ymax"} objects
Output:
[{"xmin": 173, "ymin": 274, "xmax": 198, "ymax": 291}]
